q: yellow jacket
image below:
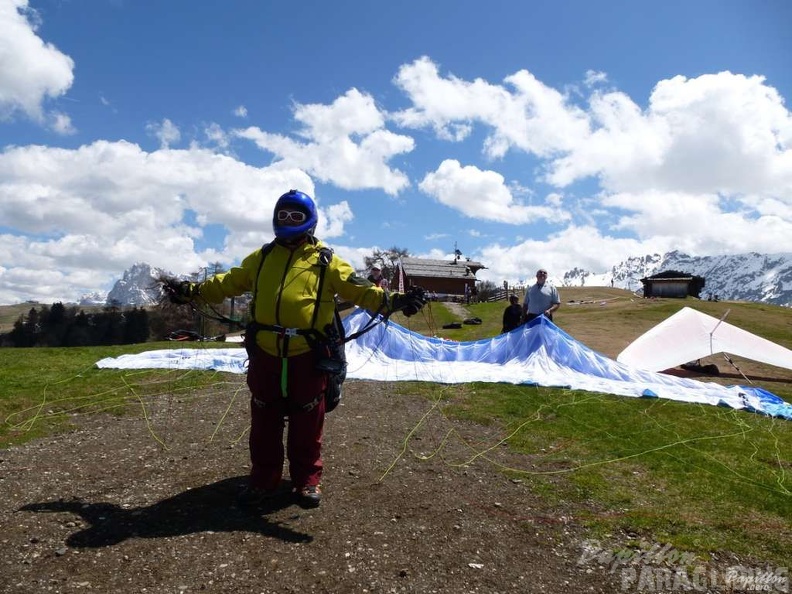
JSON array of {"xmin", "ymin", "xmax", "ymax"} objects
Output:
[{"xmin": 197, "ymin": 239, "xmax": 387, "ymax": 357}]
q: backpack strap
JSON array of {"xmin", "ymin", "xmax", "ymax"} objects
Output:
[
  {"xmin": 249, "ymin": 241, "xmax": 276, "ymax": 322},
  {"xmin": 309, "ymin": 246, "xmax": 334, "ymax": 330}
]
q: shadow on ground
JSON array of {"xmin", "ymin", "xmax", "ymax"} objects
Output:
[{"xmin": 18, "ymin": 475, "xmax": 311, "ymax": 547}]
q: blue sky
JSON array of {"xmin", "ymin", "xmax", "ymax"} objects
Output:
[{"xmin": 1, "ymin": 0, "xmax": 791, "ymax": 304}]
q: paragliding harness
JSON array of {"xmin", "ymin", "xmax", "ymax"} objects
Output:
[{"xmin": 244, "ymin": 241, "xmax": 346, "ymax": 413}]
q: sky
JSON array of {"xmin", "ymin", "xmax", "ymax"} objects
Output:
[{"xmin": 1, "ymin": 0, "xmax": 791, "ymax": 304}]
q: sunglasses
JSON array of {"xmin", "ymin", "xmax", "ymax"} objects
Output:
[
  {"xmin": 537, "ymin": 271, "xmax": 548, "ymax": 275},
  {"xmin": 277, "ymin": 210, "xmax": 307, "ymax": 223}
]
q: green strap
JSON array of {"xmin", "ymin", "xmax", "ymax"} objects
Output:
[{"xmin": 280, "ymin": 357, "xmax": 288, "ymax": 398}]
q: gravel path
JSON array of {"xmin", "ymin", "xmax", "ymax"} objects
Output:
[{"xmin": 0, "ymin": 376, "xmax": 624, "ymax": 594}]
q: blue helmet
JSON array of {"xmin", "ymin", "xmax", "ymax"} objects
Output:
[{"xmin": 273, "ymin": 189, "xmax": 318, "ymax": 240}]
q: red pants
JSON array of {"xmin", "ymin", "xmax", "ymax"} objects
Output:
[{"xmin": 245, "ymin": 348, "xmax": 327, "ymax": 491}]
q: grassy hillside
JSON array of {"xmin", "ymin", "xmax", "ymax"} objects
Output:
[
  {"xmin": 0, "ymin": 303, "xmax": 38, "ymax": 334},
  {"xmin": 1, "ymin": 292, "xmax": 791, "ymax": 564},
  {"xmin": 0, "ymin": 302, "xmax": 111, "ymax": 334}
]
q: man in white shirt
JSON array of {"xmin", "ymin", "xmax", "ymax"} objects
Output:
[{"xmin": 523, "ymin": 268, "xmax": 561, "ymax": 322}]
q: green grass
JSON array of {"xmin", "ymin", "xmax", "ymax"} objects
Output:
[
  {"xmin": 394, "ymin": 299, "xmax": 511, "ymax": 341},
  {"xmin": 386, "ymin": 294, "xmax": 792, "ymax": 565},
  {"xmin": 400, "ymin": 379, "xmax": 792, "ymax": 564},
  {"xmin": 2, "ymin": 294, "xmax": 792, "ymax": 565},
  {"xmin": 0, "ymin": 341, "xmax": 239, "ymax": 447}
]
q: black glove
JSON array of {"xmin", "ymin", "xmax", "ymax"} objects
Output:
[
  {"xmin": 161, "ymin": 277, "xmax": 199, "ymax": 305},
  {"xmin": 391, "ymin": 286, "xmax": 427, "ymax": 317}
]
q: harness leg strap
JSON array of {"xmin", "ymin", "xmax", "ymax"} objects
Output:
[{"xmin": 280, "ymin": 356, "xmax": 289, "ymax": 398}]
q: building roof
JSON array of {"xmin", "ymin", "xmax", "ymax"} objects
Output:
[{"xmin": 400, "ymin": 257, "xmax": 486, "ymax": 280}]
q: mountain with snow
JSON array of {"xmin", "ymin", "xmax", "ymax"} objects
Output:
[
  {"xmin": 561, "ymin": 251, "xmax": 792, "ymax": 307},
  {"xmin": 88, "ymin": 252, "xmax": 792, "ymax": 308},
  {"xmin": 103, "ymin": 263, "xmax": 170, "ymax": 307},
  {"xmin": 78, "ymin": 291, "xmax": 107, "ymax": 306}
]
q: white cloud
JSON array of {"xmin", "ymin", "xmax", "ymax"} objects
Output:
[
  {"xmin": 547, "ymin": 72, "xmax": 792, "ymax": 199},
  {"xmin": 391, "ymin": 61, "xmax": 792, "ymax": 215},
  {"xmin": 389, "ymin": 61, "xmax": 792, "ymax": 275},
  {"xmin": 419, "ymin": 159, "xmax": 570, "ymax": 224},
  {"xmin": 234, "ymin": 88, "xmax": 414, "ymax": 195},
  {"xmin": 602, "ymin": 190, "xmax": 792, "ymax": 255},
  {"xmin": 317, "ymin": 200, "xmax": 354, "ymax": 239},
  {"xmin": 392, "ymin": 56, "xmax": 590, "ymax": 159},
  {"xmin": 584, "ymin": 70, "xmax": 608, "ymax": 86},
  {"xmin": 322, "ymin": 243, "xmax": 375, "ymax": 273},
  {"xmin": 0, "ymin": 140, "xmax": 317, "ymax": 302},
  {"xmin": 2, "ymin": 43, "xmax": 791, "ymax": 304},
  {"xmin": 146, "ymin": 118, "xmax": 181, "ymax": 149},
  {"xmin": 473, "ymin": 187, "xmax": 792, "ymax": 288},
  {"xmin": 747, "ymin": 195, "xmax": 792, "ymax": 219},
  {"xmin": 0, "ymin": 0, "xmax": 74, "ymax": 122},
  {"xmin": 204, "ymin": 122, "xmax": 230, "ymax": 151},
  {"xmin": 546, "ymin": 89, "xmax": 664, "ymax": 187},
  {"xmin": 50, "ymin": 111, "xmax": 75, "ymax": 134},
  {"xmin": 477, "ymin": 225, "xmax": 653, "ymax": 287}
]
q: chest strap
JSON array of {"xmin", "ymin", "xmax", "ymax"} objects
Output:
[{"xmin": 247, "ymin": 321, "xmax": 324, "ymax": 346}]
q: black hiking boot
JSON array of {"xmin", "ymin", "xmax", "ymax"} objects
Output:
[{"xmin": 294, "ymin": 485, "xmax": 321, "ymax": 508}]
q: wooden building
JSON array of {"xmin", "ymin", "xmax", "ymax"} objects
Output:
[
  {"xmin": 395, "ymin": 257, "xmax": 486, "ymax": 298},
  {"xmin": 640, "ymin": 271, "xmax": 705, "ymax": 299}
]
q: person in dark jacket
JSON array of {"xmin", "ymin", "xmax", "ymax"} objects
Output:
[{"xmin": 501, "ymin": 294, "xmax": 524, "ymax": 333}]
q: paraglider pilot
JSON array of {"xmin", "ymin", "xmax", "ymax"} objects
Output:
[{"xmin": 163, "ymin": 190, "xmax": 426, "ymax": 508}]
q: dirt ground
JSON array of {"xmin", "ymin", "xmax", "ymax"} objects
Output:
[
  {"xmin": 0, "ymin": 375, "xmax": 643, "ymax": 594},
  {"xmin": 2, "ymin": 298, "xmax": 788, "ymax": 593}
]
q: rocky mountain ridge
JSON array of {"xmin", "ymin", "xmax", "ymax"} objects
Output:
[
  {"xmin": 561, "ymin": 251, "xmax": 792, "ymax": 307},
  {"xmin": 81, "ymin": 263, "xmax": 169, "ymax": 307},
  {"xmin": 84, "ymin": 252, "xmax": 792, "ymax": 308}
]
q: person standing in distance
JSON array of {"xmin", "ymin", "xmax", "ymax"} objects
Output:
[
  {"xmin": 367, "ymin": 266, "xmax": 384, "ymax": 287},
  {"xmin": 165, "ymin": 190, "xmax": 425, "ymax": 508},
  {"xmin": 501, "ymin": 294, "xmax": 524, "ymax": 333},
  {"xmin": 523, "ymin": 268, "xmax": 560, "ymax": 323}
]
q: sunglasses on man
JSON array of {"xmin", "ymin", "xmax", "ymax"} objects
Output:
[{"xmin": 277, "ymin": 210, "xmax": 307, "ymax": 223}]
